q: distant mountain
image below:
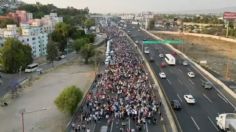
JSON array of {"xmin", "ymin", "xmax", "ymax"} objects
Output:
[{"xmin": 161, "ymin": 6, "xmax": 236, "ymax": 15}]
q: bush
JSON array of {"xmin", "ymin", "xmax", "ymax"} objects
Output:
[{"xmin": 54, "ymin": 86, "xmax": 83, "ymax": 115}]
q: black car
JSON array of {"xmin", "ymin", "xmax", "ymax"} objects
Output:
[
  {"xmin": 201, "ymin": 81, "xmax": 212, "ymax": 89},
  {"xmin": 149, "ymin": 56, "xmax": 154, "ymax": 62},
  {"xmin": 171, "ymin": 100, "xmax": 181, "ymax": 110}
]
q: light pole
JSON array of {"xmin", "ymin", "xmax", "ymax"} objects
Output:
[
  {"xmin": 19, "ymin": 66, "xmax": 22, "ymax": 80},
  {"xmin": 19, "ymin": 107, "xmax": 47, "ymax": 132}
]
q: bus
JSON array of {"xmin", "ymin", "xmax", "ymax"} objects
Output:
[
  {"xmin": 25, "ymin": 63, "xmax": 39, "ymax": 73},
  {"xmin": 164, "ymin": 54, "xmax": 176, "ymax": 65}
]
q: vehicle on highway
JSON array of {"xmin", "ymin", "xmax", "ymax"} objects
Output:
[
  {"xmin": 171, "ymin": 100, "xmax": 182, "ymax": 110},
  {"xmin": 164, "ymin": 54, "xmax": 176, "ymax": 65},
  {"xmin": 184, "ymin": 94, "xmax": 196, "ymax": 104},
  {"xmin": 135, "ymin": 40, "xmax": 139, "ymax": 44},
  {"xmin": 160, "ymin": 61, "xmax": 167, "ymax": 68},
  {"xmin": 25, "ymin": 63, "xmax": 39, "ymax": 73},
  {"xmin": 216, "ymin": 113, "xmax": 236, "ymax": 131},
  {"xmin": 201, "ymin": 81, "xmax": 213, "ymax": 89},
  {"xmin": 159, "ymin": 53, "xmax": 164, "ymax": 58},
  {"xmin": 149, "ymin": 55, "xmax": 154, "ymax": 62},
  {"xmin": 187, "ymin": 72, "xmax": 195, "ymax": 78},
  {"xmin": 182, "ymin": 60, "xmax": 188, "ymax": 66},
  {"xmin": 159, "ymin": 72, "xmax": 166, "ymax": 79},
  {"xmin": 100, "ymin": 126, "xmax": 108, "ymax": 132},
  {"xmin": 144, "ymin": 47, "xmax": 150, "ymax": 54}
]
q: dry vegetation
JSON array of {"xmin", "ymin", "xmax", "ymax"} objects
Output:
[{"xmin": 154, "ymin": 33, "xmax": 236, "ymax": 82}]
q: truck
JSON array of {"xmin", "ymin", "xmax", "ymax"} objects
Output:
[{"xmin": 216, "ymin": 113, "xmax": 236, "ymax": 132}]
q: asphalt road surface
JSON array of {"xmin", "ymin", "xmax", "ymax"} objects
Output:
[
  {"xmin": 124, "ymin": 24, "xmax": 236, "ymax": 132},
  {"xmin": 0, "ymin": 52, "xmax": 76, "ymax": 97}
]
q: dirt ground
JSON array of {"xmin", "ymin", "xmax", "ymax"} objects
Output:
[
  {"xmin": 0, "ymin": 57, "xmax": 95, "ymax": 132},
  {"xmin": 154, "ymin": 33, "xmax": 236, "ymax": 82}
]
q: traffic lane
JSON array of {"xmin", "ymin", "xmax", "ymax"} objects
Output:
[
  {"xmin": 150, "ymin": 63, "xmax": 198, "ymax": 132},
  {"xmin": 148, "ymin": 49, "xmax": 221, "ymax": 132},
  {"xmin": 178, "ymin": 63, "xmax": 235, "ymax": 110},
  {"xmin": 130, "ymin": 28, "xmax": 233, "ymax": 131}
]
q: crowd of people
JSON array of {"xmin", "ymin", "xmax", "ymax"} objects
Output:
[{"xmin": 71, "ymin": 27, "xmax": 162, "ymax": 132}]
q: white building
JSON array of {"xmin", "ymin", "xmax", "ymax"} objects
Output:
[
  {"xmin": 3, "ymin": 25, "xmax": 18, "ymax": 38},
  {"xmin": 18, "ymin": 24, "xmax": 48, "ymax": 57}
]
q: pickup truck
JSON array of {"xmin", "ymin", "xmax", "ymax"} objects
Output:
[{"xmin": 216, "ymin": 113, "xmax": 236, "ymax": 131}]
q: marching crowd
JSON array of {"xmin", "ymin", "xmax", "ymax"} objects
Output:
[{"xmin": 71, "ymin": 27, "xmax": 162, "ymax": 132}]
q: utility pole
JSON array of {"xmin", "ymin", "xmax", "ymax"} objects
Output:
[{"xmin": 226, "ymin": 20, "xmax": 229, "ymax": 38}]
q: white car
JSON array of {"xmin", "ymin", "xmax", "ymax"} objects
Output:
[
  {"xmin": 184, "ymin": 94, "xmax": 196, "ymax": 104},
  {"xmin": 187, "ymin": 72, "xmax": 195, "ymax": 78},
  {"xmin": 144, "ymin": 47, "xmax": 150, "ymax": 54},
  {"xmin": 60, "ymin": 55, "xmax": 66, "ymax": 59},
  {"xmin": 159, "ymin": 72, "xmax": 166, "ymax": 79},
  {"xmin": 135, "ymin": 40, "xmax": 139, "ymax": 43},
  {"xmin": 182, "ymin": 61, "xmax": 188, "ymax": 66},
  {"xmin": 159, "ymin": 54, "xmax": 164, "ymax": 58}
]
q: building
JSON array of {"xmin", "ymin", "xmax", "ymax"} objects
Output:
[
  {"xmin": 18, "ymin": 24, "xmax": 48, "ymax": 57},
  {"xmin": 0, "ymin": 12, "xmax": 63, "ymax": 58}
]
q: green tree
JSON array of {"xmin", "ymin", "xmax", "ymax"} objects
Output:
[
  {"xmin": 1, "ymin": 38, "xmax": 32, "ymax": 73},
  {"xmin": 54, "ymin": 86, "xmax": 83, "ymax": 115},
  {"xmin": 46, "ymin": 42, "xmax": 58, "ymax": 66},
  {"xmin": 80, "ymin": 44, "xmax": 95, "ymax": 64},
  {"xmin": 0, "ymin": 19, "xmax": 17, "ymax": 28},
  {"xmin": 84, "ymin": 18, "xmax": 95, "ymax": 29},
  {"xmin": 148, "ymin": 19, "xmax": 155, "ymax": 30},
  {"xmin": 73, "ymin": 38, "xmax": 88, "ymax": 53}
]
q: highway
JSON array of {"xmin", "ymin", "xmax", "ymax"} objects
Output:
[{"xmin": 124, "ymin": 24, "xmax": 236, "ymax": 132}]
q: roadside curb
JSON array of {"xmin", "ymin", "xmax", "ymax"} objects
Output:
[
  {"xmin": 122, "ymin": 30, "xmax": 179, "ymax": 132},
  {"xmin": 142, "ymin": 28, "xmax": 236, "ymax": 101}
]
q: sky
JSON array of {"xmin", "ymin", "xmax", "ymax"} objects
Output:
[{"xmin": 21, "ymin": 0, "xmax": 236, "ymax": 13}]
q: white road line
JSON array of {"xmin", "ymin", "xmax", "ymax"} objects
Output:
[
  {"xmin": 191, "ymin": 116, "xmax": 200, "ymax": 131},
  {"xmin": 110, "ymin": 120, "xmax": 114, "ymax": 132},
  {"xmin": 217, "ymin": 93, "xmax": 228, "ymax": 104},
  {"xmin": 203, "ymin": 93, "xmax": 213, "ymax": 103},
  {"xmin": 177, "ymin": 94, "xmax": 183, "ymax": 102},
  {"xmin": 191, "ymin": 64, "xmax": 236, "ymax": 110},
  {"xmin": 129, "ymin": 118, "xmax": 131, "ymax": 130},
  {"xmin": 187, "ymin": 68, "xmax": 192, "ymax": 71},
  {"xmin": 167, "ymin": 79, "xmax": 172, "ymax": 85},
  {"xmin": 92, "ymin": 123, "xmax": 96, "ymax": 132},
  {"xmin": 208, "ymin": 116, "xmax": 220, "ymax": 131},
  {"xmin": 145, "ymin": 122, "xmax": 149, "ymax": 132},
  {"xmin": 188, "ymin": 79, "xmax": 195, "ymax": 85},
  {"xmin": 178, "ymin": 68, "xmax": 183, "ymax": 73}
]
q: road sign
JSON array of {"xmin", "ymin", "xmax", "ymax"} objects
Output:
[
  {"xmin": 223, "ymin": 12, "xmax": 236, "ymax": 20},
  {"xmin": 143, "ymin": 40, "xmax": 183, "ymax": 45}
]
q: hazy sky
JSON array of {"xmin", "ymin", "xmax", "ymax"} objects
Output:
[{"xmin": 21, "ymin": 0, "xmax": 236, "ymax": 13}]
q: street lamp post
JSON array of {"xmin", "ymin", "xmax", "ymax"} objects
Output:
[{"xmin": 19, "ymin": 107, "xmax": 47, "ymax": 132}]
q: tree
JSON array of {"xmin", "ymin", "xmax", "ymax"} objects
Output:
[
  {"xmin": 84, "ymin": 18, "xmax": 95, "ymax": 29},
  {"xmin": 148, "ymin": 19, "xmax": 155, "ymax": 30},
  {"xmin": 54, "ymin": 86, "xmax": 83, "ymax": 115},
  {"xmin": 73, "ymin": 38, "xmax": 88, "ymax": 53},
  {"xmin": 46, "ymin": 41, "xmax": 58, "ymax": 66},
  {"xmin": 1, "ymin": 38, "xmax": 32, "ymax": 73},
  {"xmin": 0, "ymin": 19, "xmax": 17, "ymax": 28},
  {"xmin": 80, "ymin": 44, "xmax": 95, "ymax": 64}
]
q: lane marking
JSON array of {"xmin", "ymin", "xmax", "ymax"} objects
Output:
[
  {"xmin": 167, "ymin": 79, "xmax": 172, "ymax": 85},
  {"xmin": 178, "ymin": 69, "xmax": 183, "ymax": 73},
  {"xmin": 145, "ymin": 122, "xmax": 149, "ymax": 132},
  {"xmin": 110, "ymin": 120, "xmax": 114, "ymax": 132},
  {"xmin": 177, "ymin": 94, "xmax": 183, "ymax": 102},
  {"xmin": 191, "ymin": 116, "xmax": 200, "ymax": 131},
  {"xmin": 187, "ymin": 68, "xmax": 192, "ymax": 71},
  {"xmin": 188, "ymin": 79, "xmax": 195, "ymax": 85},
  {"xmin": 203, "ymin": 93, "xmax": 213, "ymax": 103},
  {"xmin": 129, "ymin": 118, "xmax": 131, "ymax": 130},
  {"xmin": 191, "ymin": 64, "xmax": 236, "ymax": 110},
  {"xmin": 217, "ymin": 93, "xmax": 228, "ymax": 104},
  {"xmin": 208, "ymin": 116, "xmax": 220, "ymax": 131}
]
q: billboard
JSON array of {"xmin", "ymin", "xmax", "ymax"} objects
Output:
[{"xmin": 224, "ymin": 12, "xmax": 236, "ymax": 20}]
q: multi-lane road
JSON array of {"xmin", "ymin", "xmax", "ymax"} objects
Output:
[{"xmin": 124, "ymin": 24, "xmax": 236, "ymax": 132}]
